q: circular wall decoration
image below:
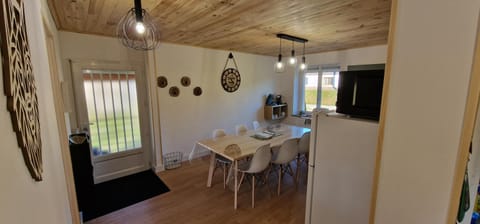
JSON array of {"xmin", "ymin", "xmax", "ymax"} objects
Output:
[
  {"xmin": 169, "ymin": 86, "xmax": 180, "ymax": 97},
  {"xmin": 193, "ymin": 87, "xmax": 203, "ymax": 96},
  {"xmin": 180, "ymin": 76, "xmax": 191, "ymax": 87},
  {"xmin": 157, "ymin": 76, "xmax": 168, "ymax": 88},
  {"xmin": 221, "ymin": 68, "xmax": 241, "ymax": 92}
]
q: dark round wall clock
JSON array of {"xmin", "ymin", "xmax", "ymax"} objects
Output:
[
  {"xmin": 221, "ymin": 68, "xmax": 241, "ymax": 92},
  {"xmin": 220, "ymin": 52, "xmax": 241, "ymax": 93}
]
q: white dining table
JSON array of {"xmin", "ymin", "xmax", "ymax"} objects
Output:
[{"xmin": 196, "ymin": 124, "xmax": 310, "ymax": 209}]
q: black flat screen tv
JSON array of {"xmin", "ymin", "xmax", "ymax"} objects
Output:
[{"xmin": 336, "ymin": 69, "xmax": 385, "ymax": 120}]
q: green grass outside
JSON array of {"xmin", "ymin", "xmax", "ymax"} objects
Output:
[
  {"xmin": 88, "ymin": 116, "xmax": 142, "ymax": 155},
  {"xmin": 305, "ymin": 88, "xmax": 338, "ymax": 111}
]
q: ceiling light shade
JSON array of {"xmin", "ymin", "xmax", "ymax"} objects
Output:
[
  {"xmin": 300, "ymin": 42, "xmax": 307, "ymax": 70},
  {"xmin": 275, "ymin": 38, "xmax": 285, "ymax": 73},
  {"xmin": 275, "ymin": 54, "xmax": 285, "ymax": 73},
  {"xmin": 300, "ymin": 56, "xmax": 307, "ymax": 70},
  {"xmin": 289, "ymin": 41, "xmax": 297, "ymax": 65},
  {"xmin": 117, "ymin": 0, "xmax": 158, "ymax": 50},
  {"xmin": 289, "ymin": 51, "xmax": 297, "ymax": 65}
]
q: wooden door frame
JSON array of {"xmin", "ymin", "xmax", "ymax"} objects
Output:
[
  {"xmin": 69, "ymin": 59, "xmax": 152, "ymax": 183},
  {"xmin": 42, "ymin": 19, "xmax": 80, "ymax": 224},
  {"xmin": 446, "ymin": 13, "xmax": 480, "ymax": 224},
  {"xmin": 145, "ymin": 51, "xmax": 164, "ymax": 172},
  {"xmin": 368, "ymin": 0, "xmax": 398, "ymax": 223}
]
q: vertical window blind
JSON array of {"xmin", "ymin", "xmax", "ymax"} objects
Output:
[{"xmin": 82, "ymin": 70, "xmax": 142, "ymax": 156}]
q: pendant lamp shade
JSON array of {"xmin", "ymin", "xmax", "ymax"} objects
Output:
[
  {"xmin": 117, "ymin": 0, "xmax": 158, "ymax": 50},
  {"xmin": 275, "ymin": 38, "xmax": 285, "ymax": 73}
]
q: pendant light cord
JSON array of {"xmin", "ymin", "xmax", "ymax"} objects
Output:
[
  {"xmin": 280, "ymin": 38, "xmax": 282, "ymax": 53},
  {"xmin": 134, "ymin": 0, "xmax": 143, "ymax": 22}
]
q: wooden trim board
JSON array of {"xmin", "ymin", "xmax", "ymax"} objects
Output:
[
  {"xmin": 368, "ymin": 0, "xmax": 398, "ymax": 223},
  {"xmin": 42, "ymin": 19, "xmax": 80, "ymax": 224},
  {"xmin": 446, "ymin": 13, "xmax": 480, "ymax": 224}
]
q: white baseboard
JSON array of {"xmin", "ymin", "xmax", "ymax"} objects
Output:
[
  {"xmin": 154, "ymin": 164, "xmax": 165, "ymax": 173},
  {"xmin": 94, "ymin": 165, "xmax": 147, "ymax": 184},
  {"xmin": 191, "ymin": 150, "xmax": 210, "ymax": 159}
]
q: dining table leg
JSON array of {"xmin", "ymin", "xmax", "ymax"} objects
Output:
[
  {"xmin": 207, "ymin": 152, "xmax": 216, "ymax": 187},
  {"xmin": 234, "ymin": 160, "xmax": 238, "ymax": 210}
]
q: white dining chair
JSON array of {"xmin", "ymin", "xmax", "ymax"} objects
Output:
[
  {"xmin": 212, "ymin": 129, "xmax": 231, "ymax": 189},
  {"xmin": 235, "ymin": 124, "xmax": 248, "ymax": 135},
  {"xmin": 236, "ymin": 144, "xmax": 272, "ymax": 208},
  {"xmin": 296, "ymin": 131, "xmax": 310, "ymax": 184},
  {"xmin": 270, "ymin": 138, "xmax": 299, "ymax": 195},
  {"xmin": 253, "ymin": 120, "xmax": 261, "ymax": 130},
  {"xmin": 212, "ymin": 129, "xmax": 226, "ymax": 138}
]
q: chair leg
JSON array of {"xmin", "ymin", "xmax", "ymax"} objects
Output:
[
  {"xmin": 264, "ymin": 165, "xmax": 272, "ymax": 184},
  {"xmin": 223, "ymin": 163, "xmax": 227, "ymax": 189},
  {"xmin": 252, "ymin": 175, "xmax": 255, "ymax": 208},
  {"xmin": 288, "ymin": 163, "xmax": 297, "ymax": 190},
  {"xmin": 296, "ymin": 155, "xmax": 301, "ymax": 184},
  {"xmin": 261, "ymin": 167, "xmax": 273, "ymax": 197},
  {"xmin": 277, "ymin": 165, "xmax": 282, "ymax": 196},
  {"xmin": 238, "ymin": 172, "xmax": 245, "ymax": 191}
]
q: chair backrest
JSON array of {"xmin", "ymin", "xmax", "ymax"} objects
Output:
[
  {"xmin": 212, "ymin": 129, "xmax": 226, "ymax": 138},
  {"xmin": 272, "ymin": 138, "xmax": 299, "ymax": 164},
  {"xmin": 245, "ymin": 144, "xmax": 272, "ymax": 173},
  {"xmin": 298, "ymin": 132, "xmax": 311, "ymax": 154},
  {"xmin": 235, "ymin": 124, "xmax": 248, "ymax": 135},
  {"xmin": 252, "ymin": 121, "xmax": 260, "ymax": 130}
]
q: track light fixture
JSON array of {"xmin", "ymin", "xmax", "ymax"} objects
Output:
[{"xmin": 275, "ymin": 34, "xmax": 308, "ymax": 72}]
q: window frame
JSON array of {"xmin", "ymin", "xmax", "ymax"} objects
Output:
[{"xmin": 299, "ymin": 65, "xmax": 340, "ymax": 114}]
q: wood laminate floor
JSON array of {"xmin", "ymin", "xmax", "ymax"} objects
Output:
[{"xmin": 86, "ymin": 156, "xmax": 308, "ymax": 224}]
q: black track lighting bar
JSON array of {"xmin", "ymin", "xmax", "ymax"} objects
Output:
[{"xmin": 276, "ymin": 33, "xmax": 308, "ymax": 43}]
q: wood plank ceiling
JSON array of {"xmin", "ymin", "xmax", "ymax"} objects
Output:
[{"xmin": 47, "ymin": 0, "xmax": 391, "ymax": 56}]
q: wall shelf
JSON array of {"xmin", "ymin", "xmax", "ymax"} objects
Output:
[{"xmin": 265, "ymin": 104, "xmax": 288, "ymax": 120}]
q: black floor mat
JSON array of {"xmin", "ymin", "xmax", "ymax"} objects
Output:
[{"xmin": 81, "ymin": 170, "xmax": 170, "ymax": 221}]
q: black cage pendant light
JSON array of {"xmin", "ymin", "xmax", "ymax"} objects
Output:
[{"xmin": 117, "ymin": 0, "xmax": 158, "ymax": 50}]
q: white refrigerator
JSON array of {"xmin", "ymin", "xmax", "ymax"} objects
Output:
[{"xmin": 305, "ymin": 111, "xmax": 379, "ymax": 224}]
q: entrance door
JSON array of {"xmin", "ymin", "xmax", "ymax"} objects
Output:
[{"xmin": 71, "ymin": 61, "xmax": 151, "ymax": 183}]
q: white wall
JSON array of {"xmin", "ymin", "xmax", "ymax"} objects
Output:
[
  {"xmin": 307, "ymin": 113, "xmax": 378, "ymax": 224},
  {"xmin": 305, "ymin": 45, "xmax": 387, "ymax": 71},
  {"xmin": 152, "ymin": 43, "xmax": 280, "ymax": 159},
  {"xmin": 374, "ymin": 1, "xmax": 480, "ymax": 223},
  {"xmin": 0, "ymin": 1, "xmax": 72, "ymax": 223}
]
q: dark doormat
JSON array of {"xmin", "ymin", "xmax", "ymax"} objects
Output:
[{"xmin": 81, "ymin": 170, "xmax": 170, "ymax": 221}]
